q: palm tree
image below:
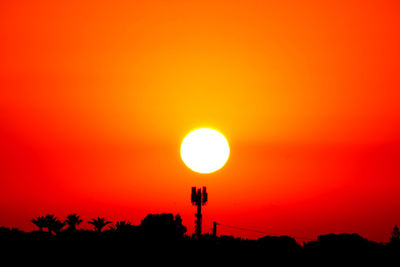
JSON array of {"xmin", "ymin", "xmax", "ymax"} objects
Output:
[
  {"xmin": 64, "ymin": 214, "xmax": 83, "ymax": 231},
  {"xmin": 52, "ymin": 220, "xmax": 66, "ymax": 234},
  {"xmin": 88, "ymin": 217, "xmax": 112, "ymax": 232},
  {"xmin": 43, "ymin": 215, "xmax": 65, "ymax": 235},
  {"xmin": 111, "ymin": 221, "xmax": 134, "ymax": 232},
  {"xmin": 44, "ymin": 215, "xmax": 57, "ymax": 235},
  {"xmin": 30, "ymin": 216, "xmax": 46, "ymax": 232},
  {"xmin": 391, "ymin": 225, "xmax": 400, "ymax": 242}
]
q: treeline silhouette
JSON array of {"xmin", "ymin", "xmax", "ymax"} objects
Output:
[{"xmin": 1, "ymin": 213, "xmax": 399, "ymax": 262}]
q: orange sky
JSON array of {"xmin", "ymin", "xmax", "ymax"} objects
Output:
[{"xmin": 1, "ymin": 0, "xmax": 400, "ymax": 242}]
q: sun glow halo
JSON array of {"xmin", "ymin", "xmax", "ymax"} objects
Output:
[{"xmin": 180, "ymin": 128, "xmax": 230, "ymax": 174}]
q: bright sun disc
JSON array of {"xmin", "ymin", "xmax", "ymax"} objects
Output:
[{"xmin": 181, "ymin": 128, "xmax": 230, "ymax": 174}]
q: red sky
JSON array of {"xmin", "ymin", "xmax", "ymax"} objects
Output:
[{"xmin": 1, "ymin": 0, "xmax": 400, "ymax": 242}]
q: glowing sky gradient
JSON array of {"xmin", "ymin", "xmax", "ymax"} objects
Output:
[{"xmin": 1, "ymin": 0, "xmax": 399, "ymax": 242}]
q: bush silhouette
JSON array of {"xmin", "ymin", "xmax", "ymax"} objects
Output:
[{"xmin": 139, "ymin": 213, "xmax": 187, "ymax": 240}]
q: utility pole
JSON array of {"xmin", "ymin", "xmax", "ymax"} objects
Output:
[{"xmin": 191, "ymin": 186, "xmax": 207, "ymax": 238}]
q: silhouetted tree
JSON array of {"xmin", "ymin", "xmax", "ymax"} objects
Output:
[
  {"xmin": 30, "ymin": 216, "xmax": 46, "ymax": 232},
  {"xmin": 64, "ymin": 214, "xmax": 83, "ymax": 231},
  {"xmin": 139, "ymin": 213, "xmax": 187, "ymax": 240},
  {"xmin": 258, "ymin": 235, "xmax": 300, "ymax": 251},
  {"xmin": 390, "ymin": 225, "xmax": 400, "ymax": 246},
  {"xmin": 44, "ymin": 215, "xmax": 57, "ymax": 235},
  {"xmin": 175, "ymin": 214, "xmax": 187, "ymax": 237},
  {"xmin": 44, "ymin": 215, "xmax": 65, "ymax": 235},
  {"xmin": 391, "ymin": 225, "xmax": 399, "ymax": 240},
  {"xmin": 53, "ymin": 220, "xmax": 66, "ymax": 234},
  {"xmin": 110, "ymin": 221, "xmax": 135, "ymax": 232},
  {"xmin": 304, "ymin": 233, "xmax": 379, "ymax": 253},
  {"xmin": 89, "ymin": 217, "xmax": 112, "ymax": 232}
]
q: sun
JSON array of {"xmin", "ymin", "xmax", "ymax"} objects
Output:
[{"xmin": 180, "ymin": 128, "xmax": 230, "ymax": 174}]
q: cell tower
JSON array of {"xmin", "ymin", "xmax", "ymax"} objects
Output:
[{"xmin": 191, "ymin": 186, "xmax": 208, "ymax": 238}]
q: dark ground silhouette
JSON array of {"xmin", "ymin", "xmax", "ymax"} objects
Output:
[{"xmin": 1, "ymin": 213, "xmax": 399, "ymax": 263}]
